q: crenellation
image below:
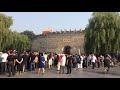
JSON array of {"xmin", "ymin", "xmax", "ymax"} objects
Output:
[{"xmin": 32, "ymin": 30, "xmax": 85, "ymax": 54}]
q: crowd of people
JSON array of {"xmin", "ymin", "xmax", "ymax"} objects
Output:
[{"xmin": 0, "ymin": 49, "xmax": 118, "ymax": 77}]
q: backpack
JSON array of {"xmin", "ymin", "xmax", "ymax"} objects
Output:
[{"xmin": 77, "ymin": 57, "xmax": 81, "ymax": 64}]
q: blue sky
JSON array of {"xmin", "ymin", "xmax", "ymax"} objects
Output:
[{"xmin": 1, "ymin": 12, "xmax": 93, "ymax": 35}]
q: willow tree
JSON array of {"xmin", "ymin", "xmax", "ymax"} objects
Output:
[
  {"xmin": 85, "ymin": 12, "xmax": 120, "ymax": 55},
  {"xmin": 0, "ymin": 13, "xmax": 30, "ymax": 52}
]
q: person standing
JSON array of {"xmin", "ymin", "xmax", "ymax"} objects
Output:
[
  {"xmin": 72, "ymin": 55, "xmax": 77, "ymax": 69},
  {"xmin": 91, "ymin": 54, "xmax": 97, "ymax": 69},
  {"xmin": 80, "ymin": 54, "xmax": 83, "ymax": 69},
  {"xmin": 48, "ymin": 52, "xmax": 53, "ymax": 70},
  {"xmin": 57, "ymin": 54, "xmax": 61, "ymax": 71},
  {"xmin": 1, "ymin": 50, "xmax": 8, "ymax": 75},
  {"xmin": 77, "ymin": 55, "xmax": 81, "ymax": 69},
  {"xmin": 29, "ymin": 52, "xmax": 36, "ymax": 71},
  {"xmin": 37, "ymin": 53, "xmax": 45, "ymax": 74},
  {"xmin": 22, "ymin": 51, "xmax": 29, "ymax": 72},
  {"xmin": 66, "ymin": 55, "xmax": 72, "ymax": 74},
  {"xmin": 97, "ymin": 56, "xmax": 101, "ymax": 68},
  {"xmin": 6, "ymin": 51, "xmax": 16, "ymax": 77},
  {"xmin": 59, "ymin": 54, "xmax": 66, "ymax": 74},
  {"xmin": 16, "ymin": 53, "xmax": 23, "ymax": 75},
  {"xmin": 43, "ymin": 52, "xmax": 48, "ymax": 68}
]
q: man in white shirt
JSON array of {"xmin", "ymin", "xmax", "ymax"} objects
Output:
[
  {"xmin": 59, "ymin": 54, "xmax": 66, "ymax": 74},
  {"xmin": 1, "ymin": 50, "xmax": 8, "ymax": 75},
  {"xmin": 91, "ymin": 54, "xmax": 97, "ymax": 69}
]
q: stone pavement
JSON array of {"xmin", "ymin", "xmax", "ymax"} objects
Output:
[{"xmin": 0, "ymin": 66, "xmax": 120, "ymax": 78}]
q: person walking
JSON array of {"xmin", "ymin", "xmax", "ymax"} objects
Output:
[{"xmin": 104, "ymin": 54, "xmax": 111, "ymax": 74}]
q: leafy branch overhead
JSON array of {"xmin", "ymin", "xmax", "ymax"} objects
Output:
[
  {"xmin": 0, "ymin": 13, "xmax": 30, "ymax": 52},
  {"xmin": 85, "ymin": 12, "xmax": 120, "ymax": 55}
]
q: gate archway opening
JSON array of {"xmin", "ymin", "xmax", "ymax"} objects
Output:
[{"xmin": 63, "ymin": 46, "xmax": 71, "ymax": 55}]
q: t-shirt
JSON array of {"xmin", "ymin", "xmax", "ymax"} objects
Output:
[
  {"xmin": 104, "ymin": 57, "xmax": 110, "ymax": 67},
  {"xmin": 91, "ymin": 55, "xmax": 96, "ymax": 63},
  {"xmin": 60, "ymin": 55, "xmax": 66, "ymax": 66},
  {"xmin": 7, "ymin": 55, "xmax": 15, "ymax": 62},
  {"xmin": 67, "ymin": 56, "xmax": 72, "ymax": 65},
  {"xmin": 1, "ymin": 53, "xmax": 8, "ymax": 62},
  {"xmin": 30, "ymin": 54, "xmax": 36, "ymax": 62},
  {"xmin": 17, "ymin": 55, "xmax": 23, "ymax": 62},
  {"xmin": 22, "ymin": 54, "xmax": 29, "ymax": 63}
]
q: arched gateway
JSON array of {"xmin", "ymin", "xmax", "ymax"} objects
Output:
[
  {"xmin": 63, "ymin": 46, "xmax": 71, "ymax": 54},
  {"xmin": 32, "ymin": 31, "xmax": 85, "ymax": 54}
]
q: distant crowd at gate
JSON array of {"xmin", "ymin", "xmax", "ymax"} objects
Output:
[{"xmin": 0, "ymin": 49, "xmax": 120, "ymax": 77}]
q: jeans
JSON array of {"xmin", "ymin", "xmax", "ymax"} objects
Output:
[
  {"xmin": 66, "ymin": 65, "xmax": 72, "ymax": 74},
  {"xmin": 92, "ymin": 62, "xmax": 95, "ymax": 69},
  {"xmin": 1, "ymin": 62, "xmax": 6, "ymax": 74},
  {"xmin": 8, "ymin": 61, "xmax": 15, "ymax": 76},
  {"xmin": 30, "ymin": 62, "xmax": 35, "ymax": 70},
  {"xmin": 59, "ymin": 66, "xmax": 65, "ymax": 74}
]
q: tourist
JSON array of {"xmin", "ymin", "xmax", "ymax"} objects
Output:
[
  {"xmin": 80, "ymin": 54, "xmax": 83, "ymax": 69},
  {"xmin": 22, "ymin": 51, "xmax": 29, "ymax": 72},
  {"xmin": 100, "ymin": 55, "xmax": 104, "ymax": 67},
  {"xmin": 72, "ymin": 55, "xmax": 77, "ymax": 69},
  {"xmin": 16, "ymin": 52, "xmax": 23, "ymax": 75},
  {"xmin": 48, "ymin": 52, "xmax": 53, "ymax": 69},
  {"xmin": 6, "ymin": 51, "xmax": 15, "ymax": 77},
  {"xmin": 37, "ymin": 53, "xmax": 45, "ymax": 75},
  {"xmin": 57, "ymin": 54, "xmax": 61, "ymax": 71},
  {"xmin": 29, "ymin": 52, "xmax": 36, "ymax": 71},
  {"xmin": 43, "ymin": 52, "xmax": 48, "ymax": 68},
  {"xmin": 77, "ymin": 55, "xmax": 81, "ymax": 69},
  {"xmin": 104, "ymin": 54, "xmax": 111, "ymax": 74},
  {"xmin": 83, "ymin": 54, "xmax": 88, "ymax": 68},
  {"xmin": 97, "ymin": 56, "xmax": 101, "ymax": 68},
  {"xmin": 1, "ymin": 50, "xmax": 8, "ymax": 75},
  {"xmin": 91, "ymin": 54, "xmax": 97, "ymax": 69},
  {"xmin": 59, "ymin": 54, "xmax": 66, "ymax": 74},
  {"xmin": 66, "ymin": 55, "xmax": 72, "ymax": 74}
]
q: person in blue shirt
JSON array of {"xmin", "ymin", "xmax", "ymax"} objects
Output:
[{"xmin": 37, "ymin": 53, "xmax": 45, "ymax": 75}]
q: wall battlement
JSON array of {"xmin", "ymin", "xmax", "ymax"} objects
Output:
[{"xmin": 32, "ymin": 30, "xmax": 85, "ymax": 54}]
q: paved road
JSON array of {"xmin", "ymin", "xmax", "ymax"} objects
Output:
[{"xmin": 0, "ymin": 66, "xmax": 120, "ymax": 78}]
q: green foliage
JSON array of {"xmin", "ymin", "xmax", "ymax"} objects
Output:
[
  {"xmin": 20, "ymin": 30, "xmax": 35, "ymax": 41},
  {"xmin": 0, "ymin": 13, "xmax": 30, "ymax": 52},
  {"xmin": 85, "ymin": 12, "xmax": 120, "ymax": 55}
]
